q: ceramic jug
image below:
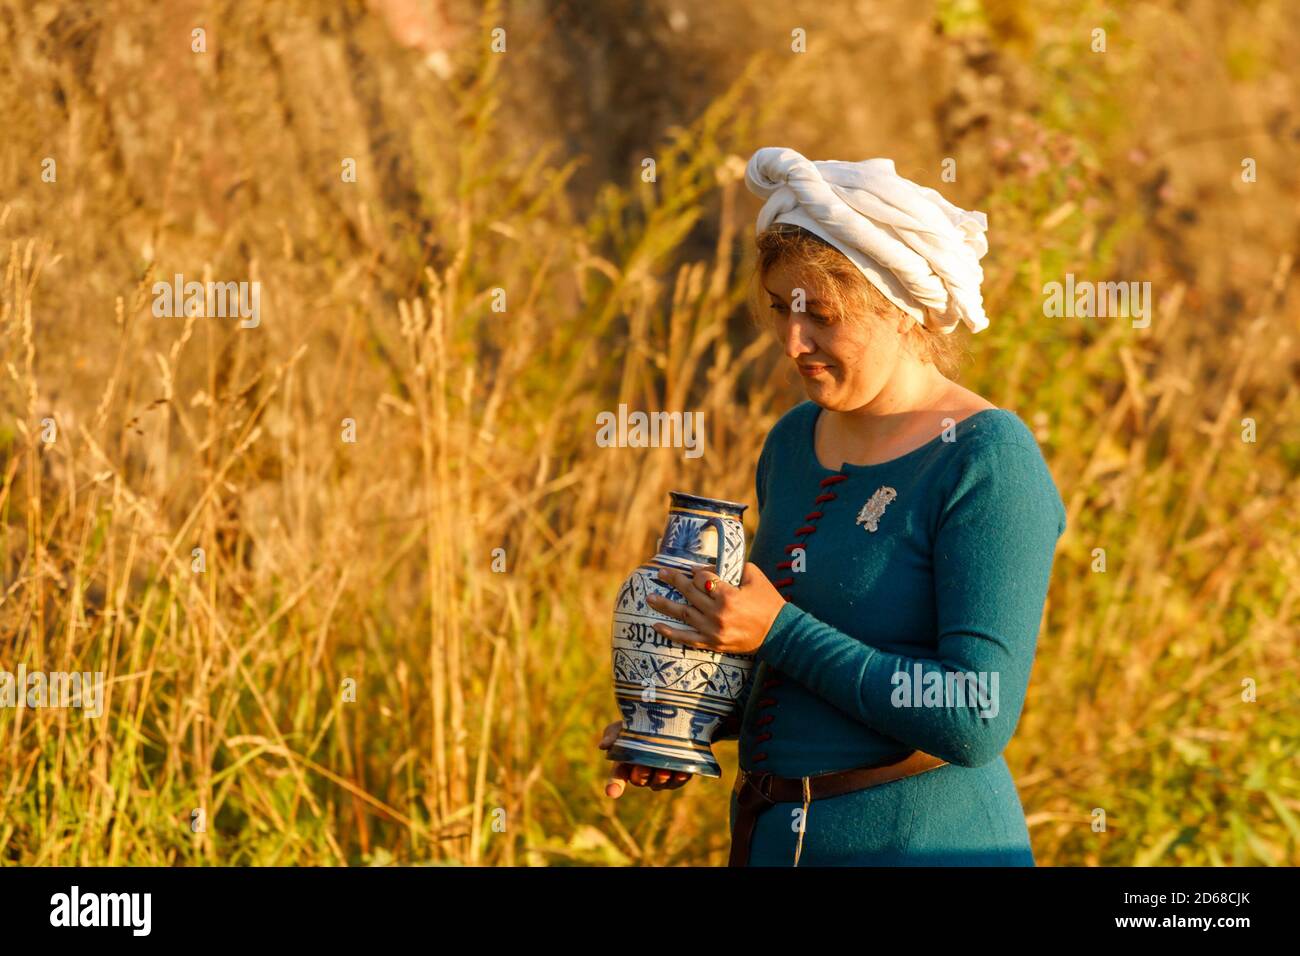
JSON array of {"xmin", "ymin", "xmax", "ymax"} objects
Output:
[{"xmin": 606, "ymin": 491, "xmax": 753, "ymax": 778}]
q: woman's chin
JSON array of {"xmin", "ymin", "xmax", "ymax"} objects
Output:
[{"xmin": 801, "ymin": 378, "xmax": 834, "ymax": 399}]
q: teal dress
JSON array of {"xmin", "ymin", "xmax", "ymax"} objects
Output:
[{"xmin": 723, "ymin": 400, "xmax": 1066, "ymax": 866}]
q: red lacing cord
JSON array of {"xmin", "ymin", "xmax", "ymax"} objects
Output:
[
  {"xmin": 775, "ymin": 472, "xmax": 846, "ymax": 589},
  {"xmin": 751, "ymin": 682, "xmax": 783, "ymax": 763},
  {"xmin": 753, "ymin": 471, "xmax": 849, "ymax": 764}
]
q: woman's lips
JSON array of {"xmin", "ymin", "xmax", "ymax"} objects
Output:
[{"xmin": 798, "ymin": 364, "xmax": 832, "ymax": 377}]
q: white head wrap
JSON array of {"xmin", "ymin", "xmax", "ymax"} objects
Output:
[{"xmin": 744, "ymin": 147, "xmax": 990, "ymax": 334}]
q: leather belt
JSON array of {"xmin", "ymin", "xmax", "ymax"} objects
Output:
[{"xmin": 728, "ymin": 750, "xmax": 949, "ymax": 866}]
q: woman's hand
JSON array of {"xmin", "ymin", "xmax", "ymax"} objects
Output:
[
  {"xmin": 646, "ymin": 562, "xmax": 786, "ymax": 656},
  {"xmin": 597, "ymin": 720, "xmax": 693, "ymax": 797}
]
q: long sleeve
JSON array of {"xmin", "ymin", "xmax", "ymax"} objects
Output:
[
  {"xmin": 712, "ymin": 440, "xmax": 774, "ymax": 745},
  {"xmin": 755, "ymin": 440, "xmax": 1066, "ymax": 768}
]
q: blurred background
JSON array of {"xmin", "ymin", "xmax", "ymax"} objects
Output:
[{"xmin": 1, "ymin": 0, "xmax": 1297, "ymax": 865}]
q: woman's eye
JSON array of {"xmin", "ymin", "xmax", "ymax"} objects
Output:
[{"xmin": 768, "ymin": 301, "xmax": 831, "ymax": 325}]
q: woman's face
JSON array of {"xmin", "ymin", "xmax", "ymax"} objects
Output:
[{"xmin": 762, "ymin": 259, "xmax": 909, "ymax": 411}]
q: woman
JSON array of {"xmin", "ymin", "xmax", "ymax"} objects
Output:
[{"xmin": 598, "ymin": 147, "xmax": 1066, "ymax": 866}]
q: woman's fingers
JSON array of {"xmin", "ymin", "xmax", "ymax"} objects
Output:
[
  {"xmin": 646, "ymin": 591, "xmax": 690, "ymax": 624},
  {"xmin": 604, "ymin": 763, "xmax": 693, "ymax": 797},
  {"xmin": 647, "ymin": 570, "xmax": 722, "ymax": 642},
  {"xmin": 605, "ymin": 763, "xmax": 630, "ymax": 798},
  {"xmin": 687, "ymin": 568, "xmax": 725, "ymax": 602},
  {"xmin": 653, "ymin": 567, "xmax": 717, "ymax": 612},
  {"xmin": 648, "ymin": 769, "xmax": 693, "ymax": 790},
  {"xmin": 599, "ymin": 718, "xmax": 692, "ymax": 797},
  {"xmin": 651, "ymin": 620, "xmax": 711, "ymax": 650},
  {"xmin": 596, "ymin": 720, "xmax": 622, "ymax": 750},
  {"xmin": 607, "ymin": 763, "xmax": 651, "ymax": 796}
]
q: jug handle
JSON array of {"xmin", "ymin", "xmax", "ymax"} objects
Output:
[{"xmin": 704, "ymin": 516, "xmax": 729, "ymax": 582}]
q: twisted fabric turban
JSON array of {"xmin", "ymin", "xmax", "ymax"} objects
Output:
[{"xmin": 744, "ymin": 147, "xmax": 990, "ymax": 334}]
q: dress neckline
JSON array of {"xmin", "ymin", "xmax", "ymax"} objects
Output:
[{"xmin": 807, "ymin": 402, "xmax": 1004, "ymax": 474}]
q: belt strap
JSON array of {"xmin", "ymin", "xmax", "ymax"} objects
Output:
[{"xmin": 728, "ymin": 751, "xmax": 948, "ymax": 867}]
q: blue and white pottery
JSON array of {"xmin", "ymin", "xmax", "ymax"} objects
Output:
[{"xmin": 607, "ymin": 491, "xmax": 753, "ymax": 778}]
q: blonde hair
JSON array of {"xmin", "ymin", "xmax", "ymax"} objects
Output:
[{"xmin": 753, "ymin": 224, "xmax": 968, "ymax": 378}]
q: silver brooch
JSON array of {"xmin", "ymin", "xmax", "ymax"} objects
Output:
[{"xmin": 855, "ymin": 486, "xmax": 898, "ymax": 532}]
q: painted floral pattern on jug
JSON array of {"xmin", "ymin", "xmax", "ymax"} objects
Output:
[{"xmin": 606, "ymin": 491, "xmax": 753, "ymax": 778}]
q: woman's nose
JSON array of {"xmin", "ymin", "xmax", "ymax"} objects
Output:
[{"xmin": 782, "ymin": 317, "xmax": 815, "ymax": 357}]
